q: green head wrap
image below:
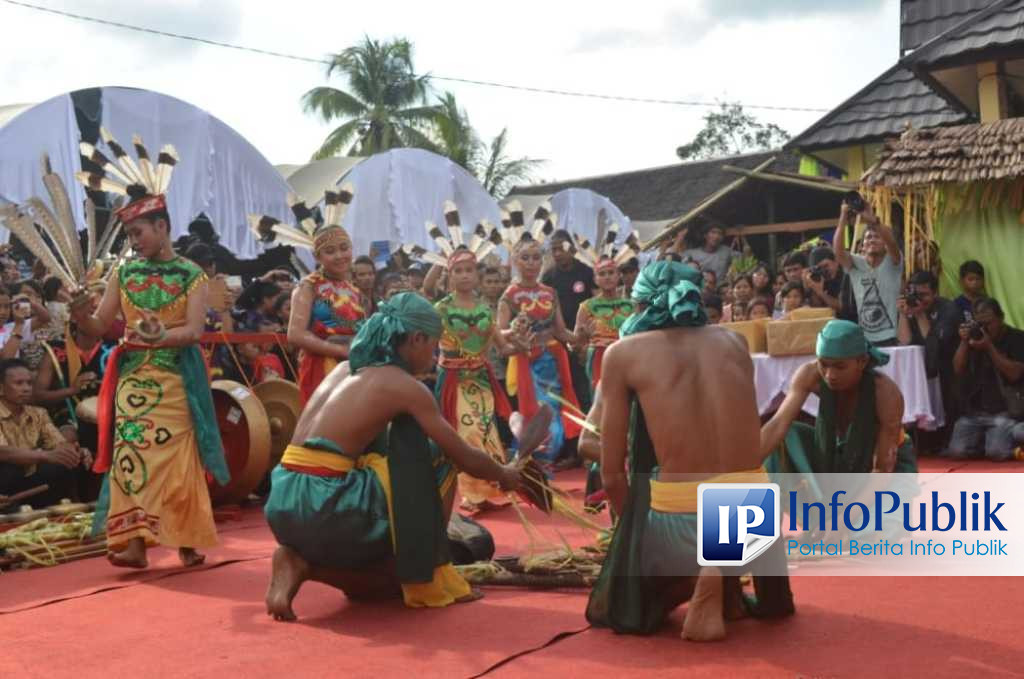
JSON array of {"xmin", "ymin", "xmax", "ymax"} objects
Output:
[
  {"xmin": 620, "ymin": 261, "xmax": 706, "ymax": 337},
  {"xmin": 348, "ymin": 292, "xmax": 442, "ymax": 372},
  {"xmin": 815, "ymin": 319, "xmax": 889, "ymax": 367}
]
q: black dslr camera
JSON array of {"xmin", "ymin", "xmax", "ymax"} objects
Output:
[
  {"xmin": 963, "ymin": 312, "xmax": 984, "ymax": 341},
  {"xmin": 808, "ymin": 264, "xmax": 826, "ymax": 283},
  {"xmin": 904, "ymin": 285, "xmax": 921, "ymax": 308},
  {"xmin": 842, "ymin": 191, "xmax": 866, "ymax": 213}
]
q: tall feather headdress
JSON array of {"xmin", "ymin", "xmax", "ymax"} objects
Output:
[
  {"xmin": 572, "ymin": 224, "xmax": 641, "ymax": 271},
  {"xmin": 0, "ymin": 154, "xmax": 124, "ymax": 292},
  {"xmin": 501, "ymin": 200, "xmax": 557, "ymax": 252},
  {"xmin": 402, "ymin": 200, "xmax": 502, "ymax": 268},
  {"xmin": 248, "ymin": 184, "xmax": 354, "ymax": 254},
  {"xmin": 77, "ymin": 128, "xmax": 179, "ymax": 223}
]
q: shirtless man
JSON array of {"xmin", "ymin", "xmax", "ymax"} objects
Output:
[
  {"xmin": 264, "ymin": 293, "xmax": 522, "ymax": 621},
  {"xmin": 760, "ymin": 319, "xmax": 916, "ymax": 477},
  {"xmin": 586, "ymin": 261, "xmax": 794, "ymax": 641}
]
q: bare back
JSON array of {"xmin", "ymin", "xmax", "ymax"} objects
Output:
[
  {"xmin": 602, "ymin": 326, "xmax": 762, "ymax": 476},
  {"xmin": 291, "ymin": 362, "xmax": 431, "ymax": 456}
]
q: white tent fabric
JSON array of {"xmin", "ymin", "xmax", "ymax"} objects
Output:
[
  {"xmin": 502, "ymin": 188, "xmax": 633, "ymax": 247},
  {"xmin": 280, "ymin": 157, "xmax": 365, "ymax": 206},
  {"xmin": 334, "ymin": 148, "xmax": 501, "ymax": 258},
  {"xmin": 0, "ymin": 94, "xmax": 86, "ymax": 243},
  {"xmin": 99, "ymin": 88, "xmax": 292, "ymax": 257}
]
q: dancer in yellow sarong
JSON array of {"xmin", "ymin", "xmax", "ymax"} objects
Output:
[{"xmin": 72, "ymin": 132, "xmax": 229, "ymax": 569}]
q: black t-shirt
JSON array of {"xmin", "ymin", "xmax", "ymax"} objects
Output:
[
  {"xmin": 963, "ymin": 325, "xmax": 1024, "ymax": 415},
  {"xmin": 542, "ymin": 261, "xmax": 595, "ymax": 330},
  {"xmin": 908, "ymin": 296, "xmax": 961, "ymax": 379}
]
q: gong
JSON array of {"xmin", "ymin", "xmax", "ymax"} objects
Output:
[
  {"xmin": 208, "ymin": 380, "xmax": 271, "ymax": 505},
  {"xmin": 252, "ymin": 379, "xmax": 300, "ymax": 470}
]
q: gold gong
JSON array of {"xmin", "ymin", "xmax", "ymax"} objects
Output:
[
  {"xmin": 208, "ymin": 380, "xmax": 271, "ymax": 505},
  {"xmin": 252, "ymin": 379, "xmax": 301, "ymax": 470}
]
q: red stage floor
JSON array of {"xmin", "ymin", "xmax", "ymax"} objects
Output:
[{"xmin": 2, "ymin": 460, "xmax": 1023, "ymax": 678}]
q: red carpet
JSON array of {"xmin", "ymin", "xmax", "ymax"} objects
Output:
[{"xmin": 2, "ymin": 464, "xmax": 1023, "ymax": 678}]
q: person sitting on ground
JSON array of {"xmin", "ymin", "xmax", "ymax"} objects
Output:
[
  {"xmin": 748, "ymin": 298, "xmax": 772, "ymax": 321},
  {"xmin": 586, "ymin": 261, "xmax": 794, "ymax": 642},
  {"xmin": 833, "ymin": 201, "xmax": 903, "ymax": 347},
  {"xmin": 263, "ymin": 293, "xmax": 524, "ymax": 621},
  {"xmin": 944, "ymin": 298, "xmax": 1024, "ymax": 461},
  {"xmin": 775, "ymin": 282, "xmax": 806, "ymax": 319},
  {"xmin": 953, "ymin": 260, "xmax": 987, "ymax": 318},
  {"xmin": 760, "ymin": 320, "xmax": 917, "ymax": 479},
  {"xmin": 0, "ymin": 358, "xmax": 91, "ymax": 509}
]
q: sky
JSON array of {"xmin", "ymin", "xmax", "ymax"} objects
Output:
[{"xmin": 0, "ymin": 0, "xmax": 900, "ymax": 183}]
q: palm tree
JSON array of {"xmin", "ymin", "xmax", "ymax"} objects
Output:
[
  {"xmin": 477, "ymin": 128, "xmax": 544, "ymax": 198},
  {"xmin": 302, "ymin": 37, "xmax": 439, "ymax": 159},
  {"xmin": 432, "ymin": 92, "xmax": 479, "ymax": 170}
]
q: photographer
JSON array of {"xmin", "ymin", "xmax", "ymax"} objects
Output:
[
  {"xmin": 802, "ymin": 246, "xmax": 846, "ymax": 313},
  {"xmin": 946, "ymin": 298, "xmax": 1024, "ymax": 461},
  {"xmin": 834, "ymin": 196, "xmax": 903, "ymax": 347},
  {"xmin": 897, "ymin": 271, "xmax": 961, "ymax": 445}
]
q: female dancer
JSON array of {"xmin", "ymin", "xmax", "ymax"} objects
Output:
[{"xmin": 497, "ymin": 203, "xmax": 588, "ymax": 465}]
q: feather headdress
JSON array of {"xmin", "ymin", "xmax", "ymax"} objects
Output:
[
  {"xmin": 0, "ymin": 154, "xmax": 124, "ymax": 293},
  {"xmin": 402, "ymin": 200, "xmax": 503, "ymax": 268},
  {"xmin": 77, "ymin": 129, "xmax": 179, "ymax": 223},
  {"xmin": 248, "ymin": 184, "xmax": 354, "ymax": 254},
  {"xmin": 501, "ymin": 200, "xmax": 557, "ymax": 252},
  {"xmin": 572, "ymin": 225, "xmax": 641, "ymax": 271}
]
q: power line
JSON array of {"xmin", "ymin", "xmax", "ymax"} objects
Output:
[{"xmin": 2, "ymin": 0, "xmax": 838, "ymax": 114}]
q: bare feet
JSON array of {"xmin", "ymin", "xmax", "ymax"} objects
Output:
[
  {"xmin": 455, "ymin": 587, "xmax": 484, "ymax": 604},
  {"xmin": 179, "ymin": 547, "xmax": 206, "ymax": 567},
  {"xmin": 107, "ymin": 537, "xmax": 147, "ymax": 569},
  {"xmin": 266, "ymin": 546, "xmax": 310, "ymax": 622},
  {"xmin": 682, "ymin": 567, "xmax": 727, "ymax": 642}
]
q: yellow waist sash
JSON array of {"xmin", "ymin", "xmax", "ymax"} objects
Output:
[
  {"xmin": 281, "ymin": 444, "xmax": 356, "ymax": 474},
  {"xmin": 649, "ymin": 467, "xmax": 769, "ymax": 513}
]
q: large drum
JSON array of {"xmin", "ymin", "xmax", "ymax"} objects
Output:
[{"xmin": 208, "ymin": 380, "xmax": 271, "ymax": 505}]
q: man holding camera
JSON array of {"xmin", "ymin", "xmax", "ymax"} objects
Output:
[
  {"xmin": 897, "ymin": 271, "xmax": 961, "ymax": 450},
  {"xmin": 945, "ymin": 298, "xmax": 1024, "ymax": 461},
  {"xmin": 834, "ymin": 198, "xmax": 902, "ymax": 347},
  {"xmin": 803, "ymin": 246, "xmax": 847, "ymax": 314}
]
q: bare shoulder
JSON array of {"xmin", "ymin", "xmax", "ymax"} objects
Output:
[
  {"xmin": 792, "ymin": 360, "xmax": 821, "ymax": 391},
  {"xmin": 874, "ymin": 373, "xmax": 904, "ymax": 413}
]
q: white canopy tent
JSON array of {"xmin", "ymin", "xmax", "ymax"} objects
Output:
[
  {"xmin": 327, "ymin": 148, "xmax": 502, "ymax": 259},
  {"xmin": 0, "ymin": 88, "xmax": 293, "ymax": 257},
  {"xmin": 501, "ymin": 188, "xmax": 633, "ymax": 247}
]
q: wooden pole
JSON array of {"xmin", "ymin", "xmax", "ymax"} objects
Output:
[{"xmin": 721, "ymin": 165, "xmax": 855, "ymax": 193}]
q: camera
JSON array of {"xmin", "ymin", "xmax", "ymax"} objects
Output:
[
  {"xmin": 808, "ymin": 264, "xmax": 826, "ymax": 283},
  {"xmin": 967, "ymin": 321, "xmax": 984, "ymax": 341},
  {"xmin": 842, "ymin": 191, "xmax": 866, "ymax": 213},
  {"xmin": 904, "ymin": 286, "xmax": 921, "ymax": 308}
]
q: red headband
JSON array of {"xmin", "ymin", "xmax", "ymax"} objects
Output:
[
  {"xmin": 595, "ymin": 258, "xmax": 617, "ymax": 272},
  {"xmin": 117, "ymin": 194, "xmax": 167, "ymax": 223},
  {"xmin": 448, "ymin": 249, "xmax": 477, "ymax": 268}
]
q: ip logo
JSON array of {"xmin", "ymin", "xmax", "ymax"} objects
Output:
[{"xmin": 697, "ymin": 483, "xmax": 780, "ymax": 567}]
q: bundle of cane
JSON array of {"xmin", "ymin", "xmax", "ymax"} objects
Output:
[
  {"xmin": 0, "ymin": 155, "xmax": 124, "ymax": 299},
  {"xmin": 0, "ymin": 512, "xmax": 100, "ymax": 568}
]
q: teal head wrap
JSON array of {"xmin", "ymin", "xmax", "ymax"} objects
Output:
[
  {"xmin": 348, "ymin": 292, "xmax": 442, "ymax": 372},
  {"xmin": 619, "ymin": 261, "xmax": 706, "ymax": 337},
  {"xmin": 815, "ymin": 319, "xmax": 890, "ymax": 367}
]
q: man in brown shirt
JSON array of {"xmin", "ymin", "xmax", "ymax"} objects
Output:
[{"xmin": 0, "ymin": 358, "xmax": 88, "ymax": 509}]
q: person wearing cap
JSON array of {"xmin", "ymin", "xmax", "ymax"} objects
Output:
[
  {"xmin": 760, "ymin": 319, "xmax": 917, "ymax": 476},
  {"xmin": 263, "ymin": 293, "xmax": 524, "ymax": 621},
  {"xmin": 586, "ymin": 261, "xmax": 794, "ymax": 642}
]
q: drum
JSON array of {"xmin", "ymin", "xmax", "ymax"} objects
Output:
[
  {"xmin": 208, "ymin": 380, "xmax": 271, "ymax": 505},
  {"xmin": 75, "ymin": 396, "xmax": 99, "ymax": 424},
  {"xmin": 252, "ymin": 379, "xmax": 300, "ymax": 470}
]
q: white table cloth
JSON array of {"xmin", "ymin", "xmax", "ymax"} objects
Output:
[{"xmin": 752, "ymin": 345, "xmax": 942, "ymax": 429}]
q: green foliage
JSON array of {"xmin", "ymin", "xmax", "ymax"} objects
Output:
[{"xmin": 676, "ymin": 103, "xmax": 791, "ymax": 161}]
